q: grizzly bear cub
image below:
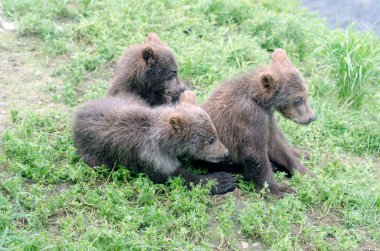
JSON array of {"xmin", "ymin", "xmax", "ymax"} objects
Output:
[
  {"xmin": 202, "ymin": 48, "xmax": 316, "ymax": 198},
  {"xmin": 108, "ymin": 33, "xmax": 187, "ymax": 106},
  {"xmin": 73, "ymin": 92, "xmax": 234, "ymax": 195}
]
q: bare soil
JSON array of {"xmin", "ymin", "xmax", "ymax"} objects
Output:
[{"xmin": 0, "ymin": 29, "xmax": 68, "ymax": 133}]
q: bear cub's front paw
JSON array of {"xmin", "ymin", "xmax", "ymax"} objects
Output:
[
  {"xmin": 202, "ymin": 172, "xmax": 236, "ymax": 195},
  {"xmin": 267, "ymin": 182, "xmax": 297, "ymax": 199},
  {"xmin": 293, "ymin": 148, "xmax": 311, "ymax": 160}
]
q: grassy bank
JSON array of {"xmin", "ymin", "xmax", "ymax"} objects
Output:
[{"xmin": 1, "ymin": 0, "xmax": 379, "ymax": 250}]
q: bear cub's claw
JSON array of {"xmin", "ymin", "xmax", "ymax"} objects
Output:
[
  {"xmin": 293, "ymin": 148, "xmax": 311, "ymax": 160},
  {"xmin": 267, "ymin": 182, "xmax": 297, "ymax": 199},
  {"xmin": 202, "ymin": 172, "xmax": 236, "ymax": 195}
]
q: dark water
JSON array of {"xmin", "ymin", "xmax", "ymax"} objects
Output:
[{"xmin": 302, "ymin": 0, "xmax": 380, "ymax": 35}]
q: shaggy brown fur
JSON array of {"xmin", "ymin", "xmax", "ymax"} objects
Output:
[
  {"xmin": 73, "ymin": 94, "xmax": 234, "ymax": 194},
  {"xmin": 108, "ymin": 33, "xmax": 188, "ymax": 106},
  {"xmin": 202, "ymin": 48, "xmax": 316, "ymax": 198}
]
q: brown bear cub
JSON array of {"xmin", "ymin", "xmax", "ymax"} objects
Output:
[
  {"xmin": 72, "ymin": 92, "xmax": 234, "ymax": 195},
  {"xmin": 202, "ymin": 48, "xmax": 316, "ymax": 198},
  {"xmin": 108, "ymin": 33, "xmax": 188, "ymax": 106}
]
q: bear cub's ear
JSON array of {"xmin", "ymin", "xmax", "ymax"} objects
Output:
[
  {"xmin": 260, "ymin": 71, "xmax": 279, "ymax": 91},
  {"xmin": 147, "ymin": 32, "xmax": 161, "ymax": 43},
  {"xmin": 168, "ymin": 114, "xmax": 185, "ymax": 133},
  {"xmin": 272, "ymin": 48, "xmax": 291, "ymax": 65},
  {"xmin": 142, "ymin": 47, "xmax": 156, "ymax": 63}
]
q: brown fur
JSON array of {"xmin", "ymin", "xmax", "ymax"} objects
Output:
[
  {"xmin": 73, "ymin": 94, "xmax": 234, "ymax": 194},
  {"xmin": 202, "ymin": 48, "xmax": 316, "ymax": 198},
  {"xmin": 108, "ymin": 33, "xmax": 186, "ymax": 106}
]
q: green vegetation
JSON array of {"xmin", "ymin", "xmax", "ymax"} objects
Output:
[
  {"xmin": 1, "ymin": 0, "xmax": 379, "ymax": 250},
  {"xmin": 318, "ymin": 27, "xmax": 380, "ymax": 108}
]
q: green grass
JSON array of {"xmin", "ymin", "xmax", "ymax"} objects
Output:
[
  {"xmin": 317, "ymin": 27, "xmax": 380, "ymax": 108},
  {"xmin": 1, "ymin": 0, "xmax": 380, "ymax": 250}
]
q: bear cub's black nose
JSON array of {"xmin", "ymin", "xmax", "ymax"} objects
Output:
[
  {"xmin": 224, "ymin": 149, "xmax": 229, "ymax": 158},
  {"xmin": 308, "ymin": 115, "xmax": 317, "ymax": 123}
]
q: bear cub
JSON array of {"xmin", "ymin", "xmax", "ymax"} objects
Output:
[
  {"xmin": 108, "ymin": 33, "xmax": 188, "ymax": 106},
  {"xmin": 202, "ymin": 48, "xmax": 316, "ymax": 198},
  {"xmin": 73, "ymin": 93, "xmax": 234, "ymax": 195}
]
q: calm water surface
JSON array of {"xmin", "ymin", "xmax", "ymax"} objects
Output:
[{"xmin": 302, "ymin": 0, "xmax": 380, "ymax": 35}]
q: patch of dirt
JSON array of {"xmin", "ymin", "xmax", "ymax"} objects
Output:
[
  {"xmin": 321, "ymin": 153, "xmax": 380, "ymax": 180},
  {"xmin": 345, "ymin": 156, "xmax": 380, "ymax": 179},
  {"xmin": 305, "ymin": 206, "xmax": 342, "ymax": 227},
  {"xmin": 357, "ymin": 240, "xmax": 380, "ymax": 251},
  {"xmin": 0, "ymin": 29, "xmax": 68, "ymax": 133}
]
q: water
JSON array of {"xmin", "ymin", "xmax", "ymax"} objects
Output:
[{"xmin": 302, "ymin": 0, "xmax": 380, "ymax": 35}]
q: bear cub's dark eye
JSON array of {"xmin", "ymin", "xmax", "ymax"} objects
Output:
[
  {"xmin": 209, "ymin": 136, "xmax": 216, "ymax": 144},
  {"xmin": 168, "ymin": 71, "xmax": 177, "ymax": 79},
  {"xmin": 293, "ymin": 98, "xmax": 303, "ymax": 107}
]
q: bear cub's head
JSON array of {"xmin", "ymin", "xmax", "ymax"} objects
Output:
[
  {"xmin": 259, "ymin": 48, "xmax": 316, "ymax": 125},
  {"xmin": 142, "ymin": 33, "xmax": 182, "ymax": 98},
  {"xmin": 167, "ymin": 101, "xmax": 229, "ymax": 163}
]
